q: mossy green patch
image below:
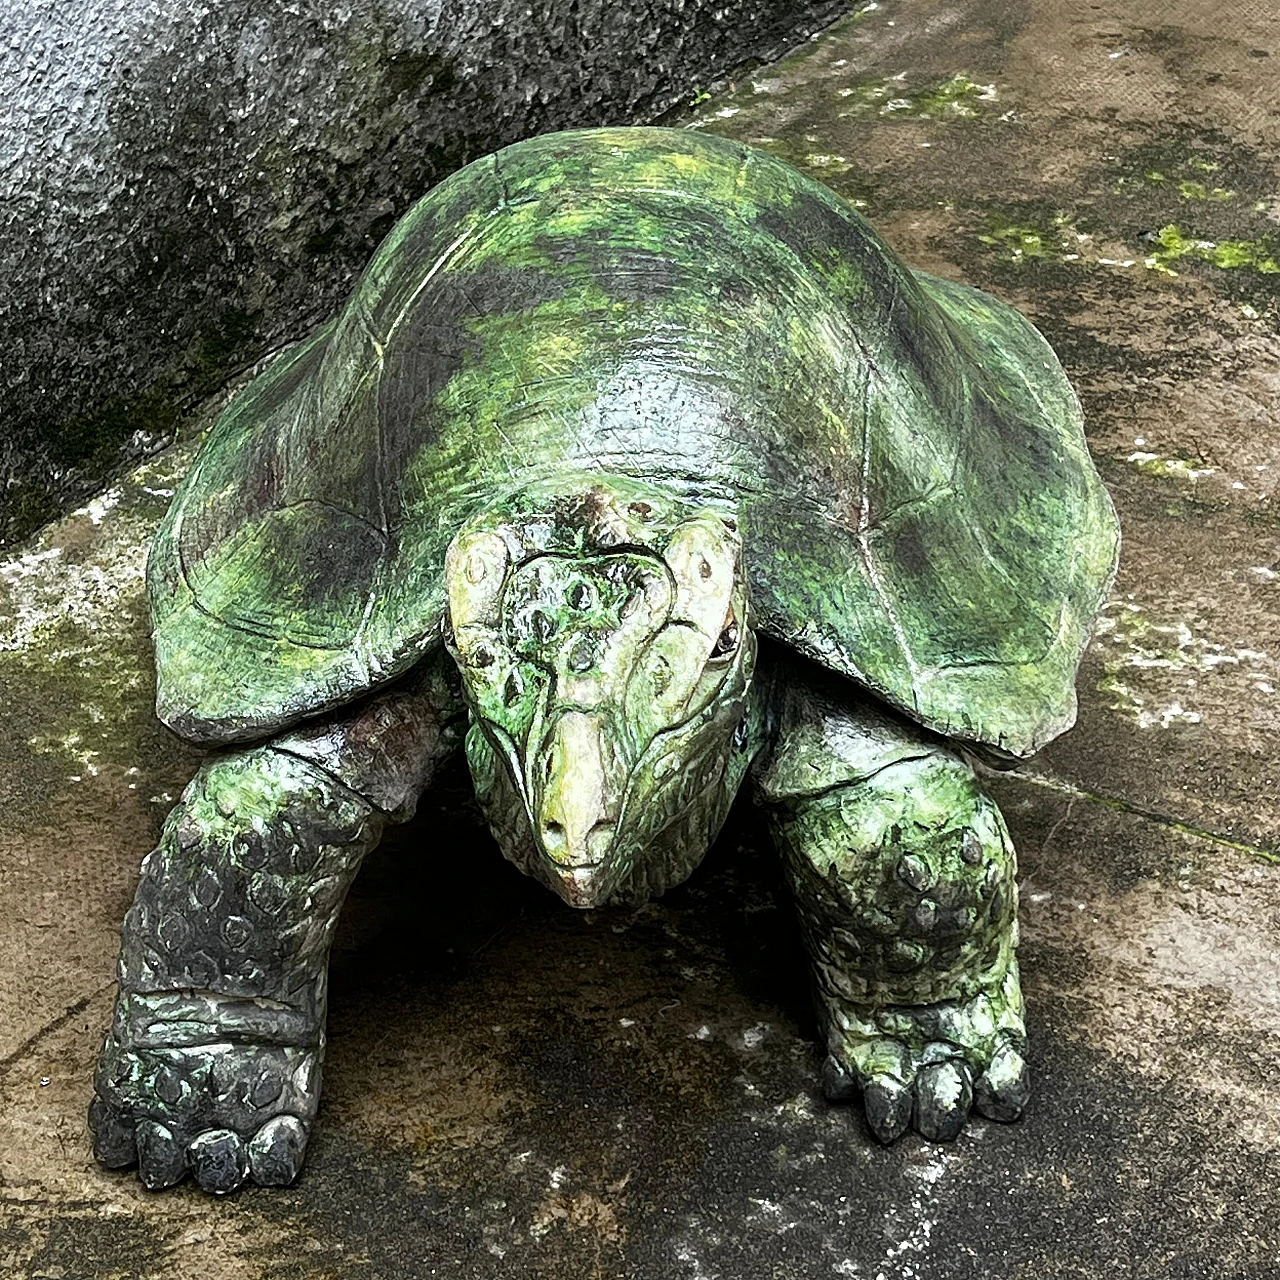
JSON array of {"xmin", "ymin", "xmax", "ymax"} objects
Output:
[
  {"xmin": 0, "ymin": 444, "xmax": 203, "ymax": 829},
  {"xmin": 1102, "ymin": 134, "xmax": 1280, "ymax": 291},
  {"xmin": 1175, "ymin": 179, "xmax": 1235, "ymax": 202},
  {"xmin": 1091, "ymin": 600, "xmax": 1271, "ymax": 734},
  {"xmin": 976, "ymin": 213, "xmax": 1072, "ymax": 262},
  {"xmin": 1124, "ymin": 450, "xmax": 1216, "ymax": 480},
  {"xmin": 837, "ymin": 72, "xmax": 999, "ymax": 121},
  {"xmin": 1144, "ymin": 224, "xmax": 1280, "ymax": 276},
  {"xmin": 968, "ymin": 207, "xmax": 1098, "ymax": 274},
  {"xmin": 1118, "ymin": 168, "xmax": 1236, "ymax": 201}
]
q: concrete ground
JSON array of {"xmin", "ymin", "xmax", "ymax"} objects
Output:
[{"xmin": 2, "ymin": 0, "xmax": 1278, "ymax": 1275}]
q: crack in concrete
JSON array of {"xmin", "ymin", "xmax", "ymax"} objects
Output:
[
  {"xmin": 1008, "ymin": 768, "xmax": 1280, "ymax": 865},
  {"xmin": 0, "ymin": 980, "xmax": 113, "ymax": 1079}
]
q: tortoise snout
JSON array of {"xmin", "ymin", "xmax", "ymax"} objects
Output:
[
  {"xmin": 539, "ymin": 816, "xmax": 618, "ymax": 866},
  {"xmin": 534, "ymin": 711, "xmax": 624, "ymax": 869}
]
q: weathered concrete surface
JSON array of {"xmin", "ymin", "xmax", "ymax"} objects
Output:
[
  {"xmin": 2, "ymin": 0, "xmax": 1279, "ymax": 1275},
  {"xmin": 0, "ymin": 0, "xmax": 846, "ymax": 548}
]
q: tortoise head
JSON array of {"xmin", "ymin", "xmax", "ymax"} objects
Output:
[{"xmin": 443, "ymin": 478, "xmax": 755, "ymax": 907}]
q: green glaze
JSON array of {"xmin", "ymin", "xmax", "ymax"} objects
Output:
[
  {"xmin": 443, "ymin": 477, "xmax": 758, "ymax": 907},
  {"xmin": 149, "ymin": 126, "xmax": 1119, "ymax": 759},
  {"xmin": 95, "ymin": 128, "xmax": 1117, "ymax": 1188}
]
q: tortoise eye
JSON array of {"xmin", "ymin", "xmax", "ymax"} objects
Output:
[{"xmin": 712, "ymin": 620, "xmax": 740, "ymax": 657}]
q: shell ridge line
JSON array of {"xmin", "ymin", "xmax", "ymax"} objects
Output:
[
  {"xmin": 356, "ymin": 304, "xmax": 385, "ymax": 365},
  {"xmin": 492, "ymin": 151, "xmax": 509, "ymax": 210},
  {"xmin": 380, "ymin": 222, "xmax": 482, "ymax": 352},
  {"xmin": 961, "ymin": 356, "xmax": 1094, "ymax": 630},
  {"xmin": 352, "ymin": 185, "xmax": 510, "ymax": 652},
  {"xmin": 274, "ymin": 496, "xmax": 388, "ymax": 535},
  {"xmin": 938, "ymin": 371, "xmax": 1026, "ymax": 591},
  {"xmin": 170, "ymin": 465, "xmax": 196, "ymax": 605},
  {"xmin": 853, "ymin": 363, "xmax": 923, "ymax": 703}
]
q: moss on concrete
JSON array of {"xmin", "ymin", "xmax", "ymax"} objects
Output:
[
  {"xmin": 1143, "ymin": 223, "xmax": 1280, "ymax": 276},
  {"xmin": 0, "ymin": 449, "xmax": 198, "ymax": 826},
  {"xmin": 834, "ymin": 70, "xmax": 1000, "ymax": 119}
]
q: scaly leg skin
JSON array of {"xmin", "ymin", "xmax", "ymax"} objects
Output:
[
  {"xmin": 91, "ymin": 658, "xmax": 462, "ymax": 1192},
  {"xmin": 756, "ymin": 665, "xmax": 1029, "ymax": 1143}
]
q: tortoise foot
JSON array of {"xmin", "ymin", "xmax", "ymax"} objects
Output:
[
  {"xmin": 823, "ymin": 962, "xmax": 1028, "ymax": 1144},
  {"xmin": 91, "ymin": 1036, "xmax": 318, "ymax": 1192}
]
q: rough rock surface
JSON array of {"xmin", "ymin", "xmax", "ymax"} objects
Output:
[
  {"xmin": 2, "ymin": 0, "xmax": 1279, "ymax": 1275},
  {"xmin": 0, "ymin": 0, "xmax": 845, "ymax": 546}
]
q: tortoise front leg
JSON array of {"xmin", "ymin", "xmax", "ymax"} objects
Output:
[
  {"xmin": 91, "ymin": 654, "xmax": 464, "ymax": 1192},
  {"xmin": 755, "ymin": 663, "xmax": 1029, "ymax": 1143}
]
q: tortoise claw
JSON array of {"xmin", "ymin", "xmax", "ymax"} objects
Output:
[
  {"xmin": 248, "ymin": 1115, "xmax": 310, "ymax": 1187},
  {"xmin": 188, "ymin": 1128, "xmax": 250, "ymax": 1194},
  {"xmin": 89, "ymin": 1096, "xmax": 137, "ymax": 1169},
  {"xmin": 135, "ymin": 1119, "xmax": 187, "ymax": 1190},
  {"xmin": 863, "ymin": 1074, "xmax": 914, "ymax": 1143},
  {"xmin": 974, "ymin": 1044, "xmax": 1030, "ymax": 1123},
  {"xmin": 913, "ymin": 1060, "xmax": 973, "ymax": 1142}
]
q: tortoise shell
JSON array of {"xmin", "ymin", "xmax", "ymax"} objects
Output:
[{"xmin": 148, "ymin": 126, "xmax": 1119, "ymax": 756}]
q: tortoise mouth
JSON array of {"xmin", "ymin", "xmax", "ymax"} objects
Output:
[{"xmin": 549, "ymin": 863, "xmax": 617, "ymax": 909}]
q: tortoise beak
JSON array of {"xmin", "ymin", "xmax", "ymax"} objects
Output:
[{"xmin": 532, "ymin": 710, "xmax": 623, "ymax": 899}]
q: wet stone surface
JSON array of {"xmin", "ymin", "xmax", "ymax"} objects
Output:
[{"xmin": 2, "ymin": 0, "xmax": 1279, "ymax": 1275}]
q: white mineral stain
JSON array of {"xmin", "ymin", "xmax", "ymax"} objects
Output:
[
  {"xmin": 1092, "ymin": 601, "xmax": 1274, "ymax": 728},
  {"xmin": 871, "ymin": 1149, "xmax": 955, "ymax": 1280},
  {"xmin": 0, "ymin": 438, "xmax": 202, "ymax": 780},
  {"xmin": 73, "ymin": 486, "xmax": 123, "ymax": 525},
  {"xmin": 747, "ymin": 1197, "xmax": 798, "ymax": 1232},
  {"xmin": 0, "ymin": 448, "xmax": 191, "ymax": 656},
  {"xmin": 771, "ymin": 1092, "xmax": 816, "ymax": 1122}
]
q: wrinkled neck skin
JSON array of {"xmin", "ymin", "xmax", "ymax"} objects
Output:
[{"xmin": 444, "ymin": 475, "xmax": 765, "ymax": 908}]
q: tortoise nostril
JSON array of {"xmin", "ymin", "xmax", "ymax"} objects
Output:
[
  {"xmin": 586, "ymin": 820, "xmax": 616, "ymax": 860},
  {"xmin": 568, "ymin": 635, "xmax": 595, "ymax": 672},
  {"xmin": 541, "ymin": 820, "xmax": 566, "ymax": 850}
]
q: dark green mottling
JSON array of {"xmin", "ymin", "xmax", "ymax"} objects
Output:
[{"xmin": 150, "ymin": 127, "xmax": 1119, "ymax": 757}]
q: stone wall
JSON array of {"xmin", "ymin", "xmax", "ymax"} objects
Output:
[{"xmin": 0, "ymin": 0, "xmax": 845, "ymax": 545}]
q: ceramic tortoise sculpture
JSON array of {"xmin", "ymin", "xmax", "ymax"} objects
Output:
[{"xmin": 91, "ymin": 126, "xmax": 1119, "ymax": 1193}]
